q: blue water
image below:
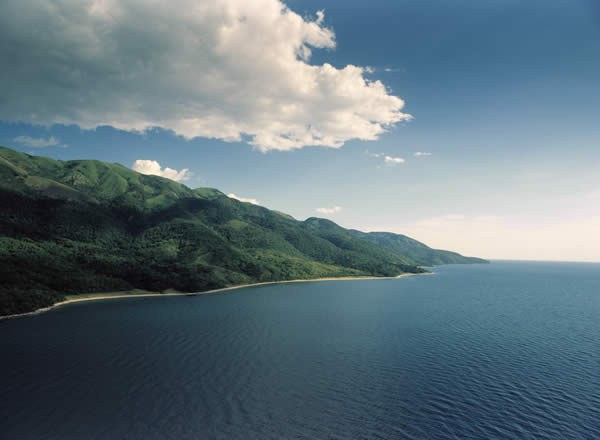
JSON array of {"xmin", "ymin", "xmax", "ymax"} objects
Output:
[{"xmin": 1, "ymin": 261, "xmax": 600, "ymax": 439}]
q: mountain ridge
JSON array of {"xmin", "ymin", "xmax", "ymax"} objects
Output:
[{"xmin": 0, "ymin": 146, "xmax": 487, "ymax": 315}]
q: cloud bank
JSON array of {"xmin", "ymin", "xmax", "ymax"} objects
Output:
[
  {"xmin": 132, "ymin": 159, "xmax": 190, "ymax": 182},
  {"xmin": 228, "ymin": 193, "xmax": 259, "ymax": 205},
  {"xmin": 0, "ymin": 0, "xmax": 411, "ymax": 151}
]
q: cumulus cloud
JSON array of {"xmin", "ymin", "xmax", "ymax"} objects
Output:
[
  {"xmin": 13, "ymin": 135, "xmax": 65, "ymax": 148},
  {"xmin": 132, "ymin": 159, "xmax": 190, "ymax": 182},
  {"xmin": 384, "ymin": 155, "xmax": 405, "ymax": 164},
  {"xmin": 227, "ymin": 193, "xmax": 259, "ymax": 205},
  {"xmin": 0, "ymin": 0, "xmax": 411, "ymax": 151},
  {"xmin": 414, "ymin": 151, "xmax": 432, "ymax": 157},
  {"xmin": 316, "ymin": 206, "xmax": 342, "ymax": 214}
]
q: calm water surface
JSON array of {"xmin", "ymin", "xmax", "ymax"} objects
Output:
[{"xmin": 1, "ymin": 261, "xmax": 600, "ymax": 439}]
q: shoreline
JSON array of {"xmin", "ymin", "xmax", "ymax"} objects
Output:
[{"xmin": 0, "ymin": 272, "xmax": 431, "ymax": 321}]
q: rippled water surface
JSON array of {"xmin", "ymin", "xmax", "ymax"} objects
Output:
[{"xmin": 2, "ymin": 261, "xmax": 600, "ymax": 439}]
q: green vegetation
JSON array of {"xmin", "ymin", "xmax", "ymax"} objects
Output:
[
  {"xmin": 348, "ymin": 230, "xmax": 488, "ymax": 265},
  {"xmin": 0, "ymin": 146, "xmax": 486, "ymax": 316}
]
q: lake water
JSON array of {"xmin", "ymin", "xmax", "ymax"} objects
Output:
[{"xmin": 2, "ymin": 261, "xmax": 600, "ymax": 439}]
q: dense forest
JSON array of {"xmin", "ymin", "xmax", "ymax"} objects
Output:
[{"xmin": 0, "ymin": 146, "xmax": 486, "ymax": 315}]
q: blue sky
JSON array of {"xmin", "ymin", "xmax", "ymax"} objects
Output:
[{"xmin": 1, "ymin": 0, "xmax": 599, "ymax": 261}]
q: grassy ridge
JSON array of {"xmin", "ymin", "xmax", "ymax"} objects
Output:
[{"xmin": 0, "ymin": 146, "xmax": 486, "ymax": 315}]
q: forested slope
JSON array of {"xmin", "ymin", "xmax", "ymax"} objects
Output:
[{"xmin": 0, "ymin": 146, "xmax": 486, "ymax": 315}]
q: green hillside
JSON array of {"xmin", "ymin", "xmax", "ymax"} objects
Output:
[
  {"xmin": 349, "ymin": 230, "xmax": 488, "ymax": 266},
  {"xmin": 0, "ymin": 146, "xmax": 486, "ymax": 315}
]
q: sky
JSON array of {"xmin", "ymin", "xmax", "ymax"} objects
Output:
[{"xmin": 1, "ymin": 0, "xmax": 599, "ymax": 261}]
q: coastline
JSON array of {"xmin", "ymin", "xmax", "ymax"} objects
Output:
[{"xmin": 0, "ymin": 272, "xmax": 431, "ymax": 321}]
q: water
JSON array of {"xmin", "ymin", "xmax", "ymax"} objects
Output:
[{"xmin": 1, "ymin": 261, "xmax": 600, "ymax": 439}]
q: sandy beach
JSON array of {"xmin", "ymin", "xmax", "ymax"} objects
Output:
[{"xmin": 0, "ymin": 272, "xmax": 430, "ymax": 321}]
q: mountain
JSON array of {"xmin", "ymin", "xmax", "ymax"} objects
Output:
[
  {"xmin": 0, "ymin": 146, "xmax": 486, "ymax": 315},
  {"xmin": 349, "ymin": 231, "xmax": 488, "ymax": 265}
]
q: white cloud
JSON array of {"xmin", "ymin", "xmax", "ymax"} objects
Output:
[
  {"xmin": 227, "ymin": 193, "xmax": 259, "ymax": 205},
  {"xmin": 366, "ymin": 151, "xmax": 405, "ymax": 166},
  {"xmin": 316, "ymin": 206, "xmax": 342, "ymax": 214},
  {"xmin": 132, "ymin": 159, "xmax": 190, "ymax": 182},
  {"xmin": 414, "ymin": 151, "xmax": 432, "ymax": 157},
  {"xmin": 384, "ymin": 155, "xmax": 405, "ymax": 164},
  {"xmin": 13, "ymin": 135, "xmax": 65, "ymax": 148},
  {"xmin": 0, "ymin": 0, "xmax": 411, "ymax": 151}
]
